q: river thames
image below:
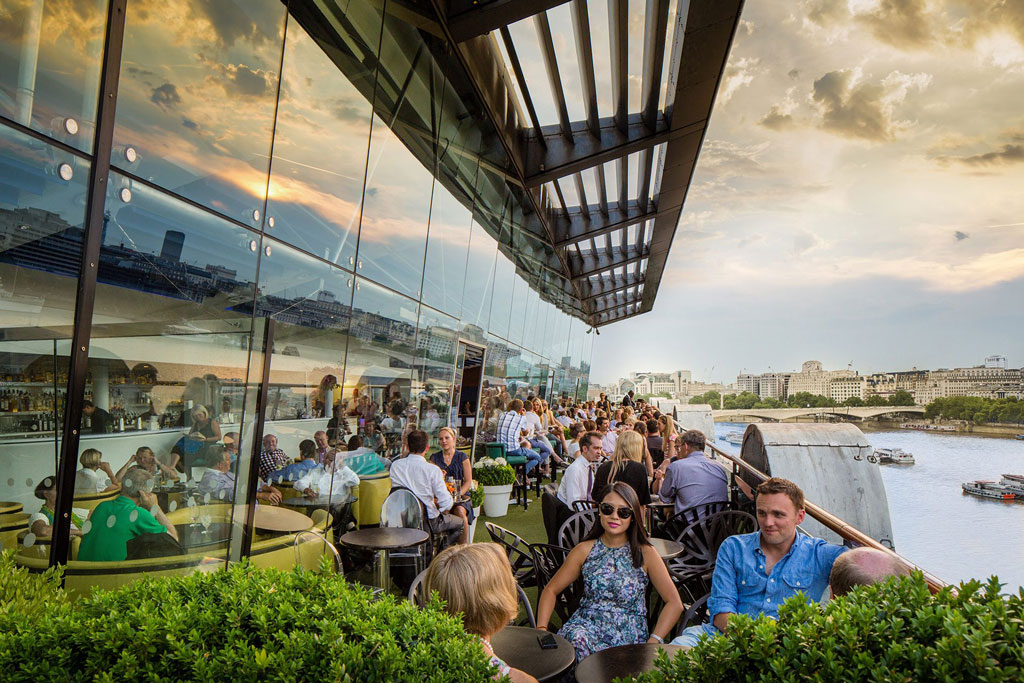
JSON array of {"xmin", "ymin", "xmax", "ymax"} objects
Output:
[{"xmin": 715, "ymin": 422, "xmax": 1024, "ymax": 592}]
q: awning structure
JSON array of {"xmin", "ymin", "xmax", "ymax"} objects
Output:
[
  {"xmin": 299, "ymin": 0, "xmax": 744, "ymax": 328},
  {"xmin": 434, "ymin": 0, "xmax": 745, "ymax": 326}
]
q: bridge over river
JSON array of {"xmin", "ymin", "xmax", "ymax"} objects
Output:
[{"xmin": 712, "ymin": 406, "xmax": 925, "ymax": 422}]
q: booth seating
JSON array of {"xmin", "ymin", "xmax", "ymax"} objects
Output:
[
  {"xmin": 73, "ymin": 487, "xmax": 121, "ymax": 514},
  {"xmin": 13, "ymin": 502, "xmax": 331, "ymax": 599},
  {"xmin": 275, "ymin": 480, "xmax": 303, "ymax": 502},
  {"xmin": 354, "ymin": 472, "xmax": 391, "ymax": 527},
  {"xmin": 0, "ymin": 512, "xmax": 29, "ymax": 551}
]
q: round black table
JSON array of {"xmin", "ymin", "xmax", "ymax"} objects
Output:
[
  {"xmin": 340, "ymin": 527, "xmax": 429, "ymax": 589},
  {"xmin": 646, "ymin": 501, "xmax": 674, "ymax": 532},
  {"xmin": 154, "ymin": 483, "xmax": 187, "ymax": 510},
  {"xmin": 650, "ymin": 538, "xmax": 684, "ymax": 560},
  {"xmin": 174, "ymin": 522, "xmax": 231, "ymax": 551},
  {"xmin": 491, "ymin": 626, "xmax": 575, "ymax": 682},
  {"xmin": 574, "ymin": 643, "xmax": 688, "ymax": 683},
  {"xmin": 284, "ymin": 495, "xmax": 353, "ymax": 510}
]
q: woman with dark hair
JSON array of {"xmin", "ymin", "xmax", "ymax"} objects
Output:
[{"xmin": 535, "ymin": 482, "xmax": 682, "ymax": 661}]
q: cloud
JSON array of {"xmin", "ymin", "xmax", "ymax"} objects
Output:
[
  {"xmin": 946, "ymin": 144, "xmax": 1024, "ymax": 166},
  {"xmin": 934, "ymin": 129, "xmax": 1024, "ymax": 167},
  {"xmin": 150, "ymin": 83, "xmax": 182, "ymax": 109},
  {"xmin": 718, "ymin": 57, "xmax": 761, "ymax": 104},
  {"xmin": 811, "ymin": 68, "xmax": 930, "ymax": 141},
  {"xmin": 788, "ymin": 69, "xmax": 800, "ymax": 79},
  {"xmin": 856, "ymin": 0, "xmax": 938, "ymax": 49},
  {"xmin": 760, "ymin": 105, "xmax": 797, "ymax": 131},
  {"xmin": 954, "ymin": 230, "xmax": 969, "ymax": 241}
]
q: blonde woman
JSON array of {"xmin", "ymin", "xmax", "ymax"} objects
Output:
[
  {"xmin": 430, "ymin": 426, "xmax": 474, "ymax": 544},
  {"xmin": 592, "ymin": 430, "xmax": 652, "ymax": 505},
  {"xmin": 75, "ymin": 448, "xmax": 120, "ymax": 493},
  {"xmin": 425, "ymin": 544, "xmax": 539, "ymax": 683},
  {"xmin": 659, "ymin": 414, "xmax": 678, "ymax": 458}
]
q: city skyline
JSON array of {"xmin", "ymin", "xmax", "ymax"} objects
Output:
[{"xmin": 591, "ymin": 0, "xmax": 1024, "ymax": 384}]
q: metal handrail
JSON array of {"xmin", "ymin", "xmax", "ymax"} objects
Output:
[{"xmin": 662, "ymin": 417, "xmax": 948, "ymax": 592}]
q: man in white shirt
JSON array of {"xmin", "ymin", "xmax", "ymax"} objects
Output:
[
  {"xmin": 556, "ymin": 409, "xmax": 572, "ymax": 428},
  {"xmin": 557, "ymin": 431, "xmax": 603, "ymax": 506},
  {"xmin": 389, "ymin": 429, "xmax": 463, "ymax": 540},
  {"xmin": 597, "ymin": 416, "xmax": 618, "ymax": 454},
  {"xmin": 293, "ymin": 450, "xmax": 359, "ymax": 502}
]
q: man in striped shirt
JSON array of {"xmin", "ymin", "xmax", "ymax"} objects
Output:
[{"xmin": 497, "ymin": 399, "xmax": 543, "ymax": 475}]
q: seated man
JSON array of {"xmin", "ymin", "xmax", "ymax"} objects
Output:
[
  {"xmin": 313, "ymin": 430, "xmax": 331, "ymax": 465},
  {"xmin": 653, "ymin": 429, "xmax": 728, "ymax": 514},
  {"xmin": 829, "ymin": 547, "xmax": 910, "ymax": 597},
  {"xmin": 672, "ymin": 477, "xmax": 847, "ymax": 646},
  {"xmin": 337, "ymin": 435, "xmax": 391, "ymax": 476},
  {"xmin": 556, "ymin": 431, "xmax": 603, "ymax": 507},
  {"xmin": 293, "ymin": 450, "xmax": 359, "ymax": 502},
  {"xmin": 258, "ymin": 434, "xmax": 290, "ymax": 480},
  {"xmin": 198, "ymin": 444, "xmax": 237, "ymax": 500},
  {"xmin": 496, "ymin": 399, "xmax": 543, "ymax": 476},
  {"xmin": 78, "ymin": 466, "xmax": 179, "ymax": 561},
  {"xmin": 267, "ymin": 439, "xmax": 320, "ymax": 483},
  {"xmin": 389, "ymin": 429, "xmax": 463, "ymax": 540}
]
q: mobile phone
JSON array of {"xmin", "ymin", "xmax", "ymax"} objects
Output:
[{"xmin": 537, "ymin": 633, "xmax": 558, "ymax": 650}]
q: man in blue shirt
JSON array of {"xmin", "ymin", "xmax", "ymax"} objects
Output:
[
  {"xmin": 653, "ymin": 429, "xmax": 728, "ymax": 514},
  {"xmin": 672, "ymin": 477, "xmax": 846, "ymax": 646}
]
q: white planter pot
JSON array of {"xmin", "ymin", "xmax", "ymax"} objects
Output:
[{"xmin": 481, "ymin": 483, "xmax": 514, "ymax": 518}]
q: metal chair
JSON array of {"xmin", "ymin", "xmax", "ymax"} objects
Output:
[
  {"xmin": 679, "ymin": 593, "xmax": 711, "ymax": 631},
  {"xmin": 668, "ymin": 510, "xmax": 757, "ymax": 600},
  {"xmin": 292, "ymin": 530, "xmax": 341, "ymax": 574},
  {"xmin": 570, "ymin": 499, "xmax": 597, "ymax": 512},
  {"xmin": 408, "ymin": 568, "xmax": 537, "ymax": 627},
  {"xmin": 380, "ymin": 487, "xmax": 432, "ymax": 574},
  {"xmin": 541, "ymin": 486, "xmax": 569, "ymax": 545},
  {"xmin": 557, "ymin": 508, "xmax": 598, "ymax": 549},
  {"xmin": 659, "ymin": 500, "xmax": 733, "ymax": 540},
  {"xmin": 529, "ymin": 542, "xmax": 583, "ymax": 624},
  {"xmin": 485, "ymin": 522, "xmax": 536, "ymax": 587}
]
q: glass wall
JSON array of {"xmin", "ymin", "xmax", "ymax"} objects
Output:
[{"xmin": 0, "ymin": 0, "xmax": 591, "ymax": 589}]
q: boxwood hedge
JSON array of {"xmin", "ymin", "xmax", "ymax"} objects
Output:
[
  {"xmin": 631, "ymin": 573, "xmax": 1023, "ymax": 682},
  {"xmin": 0, "ymin": 552, "xmax": 499, "ymax": 682}
]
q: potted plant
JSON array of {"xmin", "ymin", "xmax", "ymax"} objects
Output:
[
  {"xmin": 468, "ymin": 482, "xmax": 484, "ymax": 540},
  {"xmin": 473, "ymin": 457, "xmax": 516, "ymax": 518}
]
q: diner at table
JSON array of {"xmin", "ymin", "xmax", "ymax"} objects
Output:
[
  {"xmin": 74, "ymin": 448, "xmax": 120, "ymax": 494},
  {"xmin": 429, "ymin": 426, "xmax": 474, "ymax": 545}
]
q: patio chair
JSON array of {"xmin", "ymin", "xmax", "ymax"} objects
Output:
[
  {"xmin": 379, "ymin": 487, "xmax": 432, "ymax": 576},
  {"xmin": 541, "ymin": 486, "xmax": 569, "ymax": 545},
  {"xmin": 668, "ymin": 510, "xmax": 757, "ymax": 599},
  {"xmin": 484, "ymin": 522, "xmax": 536, "ymax": 587},
  {"xmin": 570, "ymin": 499, "xmax": 597, "ymax": 512},
  {"xmin": 659, "ymin": 500, "xmax": 733, "ymax": 540},
  {"xmin": 557, "ymin": 508, "xmax": 598, "ymax": 549},
  {"xmin": 292, "ymin": 530, "xmax": 341, "ymax": 574},
  {"xmin": 529, "ymin": 542, "xmax": 583, "ymax": 624},
  {"xmin": 408, "ymin": 568, "xmax": 537, "ymax": 627}
]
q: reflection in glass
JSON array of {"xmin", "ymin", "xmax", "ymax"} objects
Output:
[
  {"xmin": 113, "ymin": 0, "xmax": 286, "ymax": 222},
  {"xmin": 421, "ymin": 182, "xmax": 471, "ymax": 317},
  {"xmin": 344, "ymin": 278, "xmax": 417, "ymax": 459},
  {"xmin": 0, "ymin": 0, "xmax": 106, "ymax": 152},
  {"xmin": 413, "ymin": 305, "xmax": 457, "ymax": 446},
  {"xmin": 0, "ymin": 123, "xmax": 88, "ymax": 564},
  {"xmin": 265, "ymin": 7, "xmax": 379, "ymax": 268},
  {"xmin": 68, "ymin": 172, "xmax": 260, "ymax": 573},
  {"xmin": 488, "ymin": 249, "xmax": 514, "ymax": 341},
  {"xmin": 356, "ymin": 114, "xmax": 432, "ymax": 298},
  {"xmin": 460, "ymin": 220, "xmax": 496, "ymax": 342}
]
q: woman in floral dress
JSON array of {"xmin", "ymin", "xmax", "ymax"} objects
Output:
[{"xmin": 535, "ymin": 482, "xmax": 683, "ymax": 661}]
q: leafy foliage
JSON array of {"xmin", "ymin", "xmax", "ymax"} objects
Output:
[
  {"xmin": 474, "ymin": 458, "xmax": 516, "ymax": 486},
  {"xmin": 627, "ymin": 574, "xmax": 1024, "ymax": 682},
  {"xmin": 925, "ymin": 396, "xmax": 1023, "ymax": 425},
  {"xmin": 0, "ymin": 559, "xmax": 498, "ymax": 682}
]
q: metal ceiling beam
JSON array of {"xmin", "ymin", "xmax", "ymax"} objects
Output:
[
  {"xmin": 591, "ymin": 292, "xmax": 638, "ymax": 315},
  {"xmin": 571, "ymin": 0, "xmax": 599, "ymax": 136},
  {"xmin": 444, "ymin": 0, "xmax": 572, "ymax": 43},
  {"xmin": 580, "ymin": 272, "xmax": 644, "ymax": 298},
  {"xmin": 641, "ymin": 0, "xmax": 670, "ymax": 130},
  {"xmin": 523, "ymin": 114, "xmax": 704, "ymax": 187},
  {"xmin": 534, "ymin": 11, "xmax": 573, "ymax": 141},
  {"xmin": 498, "ymin": 27, "xmax": 546, "ymax": 142},
  {"xmin": 608, "ymin": 0, "xmax": 628, "ymax": 132},
  {"xmin": 569, "ymin": 247, "xmax": 649, "ymax": 281},
  {"xmin": 551, "ymin": 199, "xmax": 663, "ymax": 249}
]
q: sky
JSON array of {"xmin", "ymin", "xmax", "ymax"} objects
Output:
[{"xmin": 587, "ymin": 0, "xmax": 1024, "ymax": 384}]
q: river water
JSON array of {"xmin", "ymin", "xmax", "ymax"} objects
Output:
[{"xmin": 715, "ymin": 422, "xmax": 1024, "ymax": 592}]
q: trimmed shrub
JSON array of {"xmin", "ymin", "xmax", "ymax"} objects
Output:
[
  {"xmin": 474, "ymin": 457, "xmax": 516, "ymax": 486},
  {"xmin": 0, "ymin": 555, "xmax": 499, "ymax": 682},
  {"xmin": 630, "ymin": 573, "xmax": 1023, "ymax": 682}
]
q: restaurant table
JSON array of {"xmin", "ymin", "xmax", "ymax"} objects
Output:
[
  {"xmin": 646, "ymin": 501, "xmax": 674, "ymax": 532},
  {"xmin": 153, "ymin": 483, "xmax": 187, "ymax": 511},
  {"xmin": 491, "ymin": 626, "xmax": 575, "ymax": 682},
  {"xmin": 340, "ymin": 527, "xmax": 429, "ymax": 589},
  {"xmin": 174, "ymin": 522, "xmax": 232, "ymax": 551},
  {"xmin": 574, "ymin": 643, "xmax": 688, "ymax": 683},
  {"xmin": 650, "ymin": 537, "xmax": 685, "ymax": 560},
  {"xmin": 252, "ymin": 505, "xmax": 314, "ymax": 534},
  {"xmin": 0, "ymin": 501, "xmax": 24, "ymax": 515}
]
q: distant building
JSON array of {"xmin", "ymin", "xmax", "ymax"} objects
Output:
[
  {"xmin": 985, "ymin": 355, "xmax": 1007, "ymax": 369},
  {"xmin": 736, "ymin": 373, "xmax": 758, "ymax": 395},
  {"xmin": 829, "ymin": 376, "xmax": 866, "ymax": 403}
]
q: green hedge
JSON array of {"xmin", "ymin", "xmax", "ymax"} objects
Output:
[
  {"xmin": 630, "ymin": 573, "xmax": 1023, "ymax": 682},
  {"xmin": 0, "ymin": 553, "xmax": 499, "ymax": 682}
]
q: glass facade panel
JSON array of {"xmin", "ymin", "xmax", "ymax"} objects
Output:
[
  {"xmin": 0, "ymin": 0, "xmax": 105, "ymax": 152},
  {"xmin": 489, "ymin": 250, "xmax": 514, "ymax": 341},
  {"xmin": 265, "ymin": 8, "xmax": 378, "ymax": 268},
  {"xmin": 413, "ymin": 305, "xmax": 458, "ymax": 447},
  {"xmin": 460, "ymin": 219, "xmax": 496, "ymax": 342},
  {"xmin": 70, "ymin": 172, "xmax": 260, "ymax": 571},
  {"xmin": 421, "ymin": 182, "xmax": 471, "ymax": 317},
  {"xmin": 0, "ymin": 124, "xmax": 88, "ymax": 561},
  {"xmin": 344, "ymin": 278, "xmax": 417, "ymax": 459},
  {"xmin": 113, "ymin": 0, "xmax": 286, "ymax": 222}
]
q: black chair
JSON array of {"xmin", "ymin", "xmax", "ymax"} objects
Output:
[
  {"xmin": 668, "ymin": 510, "xmax": 757, "ymax": 600},
  {"xmin": 557, "ymin": 509, "xmax": 598, "ymax": 549},
  {"xmin": 529, "ymin": 542, "xmax": 583, "ymax": 625},
  {"xmin": 570, "ymin": 499, "xmax": 597, "ymax": 512},
  {"xmin": 485, "ymin": 522, "xmax": 536, "ymax": 588},
  {"xmin": 660, "ymin": 500, "xmax": 733, "ymax": 541},
  {"xmin": 679, "ymin": 593, "xmax": 711, "ymax": 632},
  {"xmin": 408, "ymin": 569, "xmax": 537, "ymax": 628}
]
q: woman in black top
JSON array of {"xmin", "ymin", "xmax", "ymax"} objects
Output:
[{"xmin": 593, "ymin": 430, "xmax": 653, "ymax": 505}]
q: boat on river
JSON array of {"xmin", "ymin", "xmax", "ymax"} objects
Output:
[
  {"xmin": 720, "ymin": 431, "xmax": 743, "ymax": 446},
  {"xmin": 874, "ymin": 447, "xmax": 915, "ymax": 464},
  {"xmin": 961, "ymin": 480, "xmax": 1018, "ymax": 500},
  {"xmin": 1000, "ymin": 474, "xmax": 1024, "ymax": 496},
  {"xmin": 1016, "ymin": 434, "xmax": 1024, "ymax": 440}
]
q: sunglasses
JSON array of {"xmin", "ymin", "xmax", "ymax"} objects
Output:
[{"xmin": 599, "ymin": 503, "xmax": 633, "ymax": 520}]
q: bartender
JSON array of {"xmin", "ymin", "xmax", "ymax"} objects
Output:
[{"xmin": 82, "ymin": 400, "xmax": 112, "ymax": 434}]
